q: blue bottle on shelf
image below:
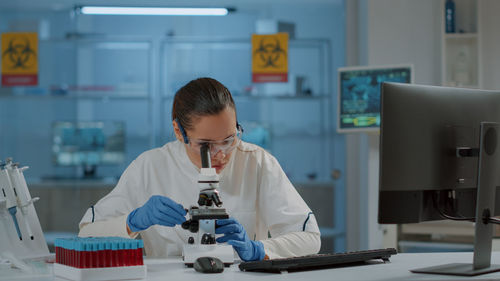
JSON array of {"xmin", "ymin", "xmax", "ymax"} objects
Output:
[{"xmin": 445, "ymin": 0, "xmax": 456, "ymax": 33}]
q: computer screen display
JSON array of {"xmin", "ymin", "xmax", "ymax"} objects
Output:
[
  {"xmin": 378, "ymin": 82, "xmax": 500, "ymax": 276},
  {"xmin": 378, "ymin": 82, "xmax": 500, "ymax": 224},
  {"xmin": 337, "ymin": 65, "xmax": 413, "ymax": 133},
  {"xmin": 52, "ymin": 121, "xmax": 126, "ymax": 166}
]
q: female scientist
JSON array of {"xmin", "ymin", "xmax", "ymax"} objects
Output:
[{"xmin": 79, "ymin": 77, "xmax": 320, "ymax": 261}]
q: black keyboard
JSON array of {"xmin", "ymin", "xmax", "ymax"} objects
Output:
[{"xmin": 239, "ymin": 248, "xmax": 397, "ymax": 273}]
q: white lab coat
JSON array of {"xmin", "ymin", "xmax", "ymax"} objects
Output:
[{"xmin": 79, "ymin": 140, "xmax": 321, "ymax": 258}]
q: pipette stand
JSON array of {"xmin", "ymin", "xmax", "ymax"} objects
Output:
[{"xmin": 0, "ymin": 158, "xmax": 49, "ymax": 260}]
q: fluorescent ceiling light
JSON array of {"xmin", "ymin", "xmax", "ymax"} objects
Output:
[{"xmin": 79, "ymin": 6, "xmax": 230, "ymax": 16}]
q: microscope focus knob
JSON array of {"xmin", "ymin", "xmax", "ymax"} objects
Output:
[
  {"xmin": 181, "ymin": 220, "xmax": 199, "ymax": 233},
  {"xmin": 201, "ymin": 233, "xmax": 216, "ymax": 245}
]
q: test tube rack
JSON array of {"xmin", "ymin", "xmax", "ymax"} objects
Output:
[{"xmin": 54, "ymin": 237, "xmax": 146, "ymax": 281}]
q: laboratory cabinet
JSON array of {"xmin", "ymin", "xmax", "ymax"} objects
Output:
[
  {"xmin": 0, "ymin": 37, "xmax": 154, "ymax": 180},
  {"xmin": 440, "ymin": 0, "xmax": 480, "ymax": 88},
  {"xmin": 0, "ymin": 36, "xmax": 345, "ymax": 253}
]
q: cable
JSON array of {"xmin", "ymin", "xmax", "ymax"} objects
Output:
[
  {"xmin": 433, "ymin": 191, "xmax": 474, "ymax": 222},
  {"xmin": 437, "ymin": 206, "xmax": 475, "ymax": 222},
  {"xmin": 487, "ymin": 217, "xmax": 500, "ymax": 224},
  {"xmin": 433, "ymin": 191, "xmax": 500, "ymax": 224}
]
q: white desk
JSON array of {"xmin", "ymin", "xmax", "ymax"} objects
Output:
[{"xmin": 4, "ymin": 252, "xmax": 500, "ymax": 281}]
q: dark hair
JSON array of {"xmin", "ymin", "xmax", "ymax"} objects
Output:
[{"xmin": 172, "ymin": 77, "xmax": 236, "ymax": 130}]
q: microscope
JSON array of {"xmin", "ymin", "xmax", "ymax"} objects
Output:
[{"xmin": 181, "ymin": 144, "xmax": 234, "ymax": 266}]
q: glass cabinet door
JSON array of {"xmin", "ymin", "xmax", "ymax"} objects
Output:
[{"xmin": 0, "ymin": 38, "xmax": 153, "ymax": 180}]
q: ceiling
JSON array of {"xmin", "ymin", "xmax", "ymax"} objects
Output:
[{"xmin": 0, "ymin": 0, "xmax": 342, "ymax": 12}]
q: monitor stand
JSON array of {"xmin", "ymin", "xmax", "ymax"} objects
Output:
[{"xmin": 412, "ymin": 122, "xmax": 500, "ymax": 276}]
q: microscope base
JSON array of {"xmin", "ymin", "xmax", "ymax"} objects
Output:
[{"xmin": 182, "ymin": 244, "xmax": 234, "ymax": 265}]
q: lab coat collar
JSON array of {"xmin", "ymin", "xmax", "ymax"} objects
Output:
[{"xmin": 169, "ymin": 140, "xmax": 199, "ymax": 176}]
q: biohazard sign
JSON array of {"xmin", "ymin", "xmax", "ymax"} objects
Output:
[
  {"xmin": 1, "ymin": 32, "xmax": 38, "ymax": 86},
  {"xmin": 252, "ymin": 33, "xmax": 288, "ymax": 83}
]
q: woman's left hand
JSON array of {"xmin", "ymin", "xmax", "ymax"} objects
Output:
[{"xmin": 215, "ymin": 218, "xmax": 265, "ymax": 261}]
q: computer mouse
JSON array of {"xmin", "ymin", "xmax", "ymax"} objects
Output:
[{"xmin": 193, "ymin": 256, "xmax": 224, "ymax": 273}]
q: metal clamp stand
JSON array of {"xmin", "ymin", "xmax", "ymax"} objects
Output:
[
  {"xmin": 412, "ymin": 122, "xmax": 500, "ymax": 276},
  {"xmin": 0, "ymin": 158, "xmax": 50, "ymax": 261}
]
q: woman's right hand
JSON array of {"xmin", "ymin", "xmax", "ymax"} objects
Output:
[{"xmin": 127, "ymin": 195, "xmax": 187, "ymax": 232}]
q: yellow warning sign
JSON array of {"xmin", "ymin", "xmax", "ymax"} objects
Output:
[
  {"xmin": 1, "ymin": 32, "xmax": 38, "ymax": 86},
  {"xmin": 252, "ymin": 33, "xmax": 288, "ymax": 83}
]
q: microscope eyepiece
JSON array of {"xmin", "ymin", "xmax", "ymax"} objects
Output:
[{"xmin": 200, "ymin": 143, "xmax": 211, "ymax": 168}]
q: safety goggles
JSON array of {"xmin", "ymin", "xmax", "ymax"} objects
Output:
[{"xmin": 176, "ymin": 119, "xmax": 244, "ymax": 155}]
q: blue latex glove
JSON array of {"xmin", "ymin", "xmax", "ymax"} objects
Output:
[
  {"xmin": 127, "ymin": 195, "xmax": 187, "ymax": 232},
  {"xmin": 215, "ymin": 218, "xmax": 265, "ymax": 261}
]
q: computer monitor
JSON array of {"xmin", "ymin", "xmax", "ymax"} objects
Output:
[
  {"xmin": 52, "ymin": 121, "xmax": 126, "ymax": 177},
  {"xmin": 378, "ymin": 82, "xmax": 500, "ymax": 276},
  {"xmin": 337, "ymin": 64, "xmax": 413, "ymax": 133}
]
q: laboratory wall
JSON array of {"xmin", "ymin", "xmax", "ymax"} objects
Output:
[
  {"xmin": 345, "ymin": 0, "xmax": 500, "ymax": 252},
  {"xmin": 355, "ymin": 0, "xmax": 442, "ymax": 252},
  {"xmin": 479, "ymin": 0, "xmax": 500, "ymax": 91},
  {"xmin": 366, "ymin": 0, "xmax": 441, "ymax": 85},
  {"xmin": 0, "ymin": 1, "xmax": 347, "ymax": 253}
]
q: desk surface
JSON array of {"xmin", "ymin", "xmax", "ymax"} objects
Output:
[{"xmin": 4, "ymin": 252, "xmax": 500, "ymax": 281}]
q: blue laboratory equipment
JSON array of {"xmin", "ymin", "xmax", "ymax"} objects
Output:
[
  {"xmin": 445, "ymin": 0, "xmax": 456, "ymax": 33},
  {"xmin": 241, "ymin": 122, "xmax": 271, "ymax": 149},
  {"xmin": 51, "ymin": 121, "xmax": 126, "ymax": 178}
]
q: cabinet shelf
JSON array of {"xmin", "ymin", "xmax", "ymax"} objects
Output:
[
  {"xmin": 440, "ymin": 0, "xmax": 480, "ymax": 89},
  {"xmin": 443, "ymin": 82, "xmax": 479, "ymax": 89},
  {"xmin": 444, "ymin": 33, "xmax": 478, "ymax": 40},
  {"xmin": 0, "ymin": 92, "xmax": 150, "ymax": 100},
  {"xmin": 271, "ymin": 132, "xmax": 330, "ymax": 138},
  {"xmin": 294, "ymin": 181, "xmax": 335, "ymax": 187},
  {"xmin": 235, "ymin": 95, "xmax": 329, "ymax": 100},
  {"xmin": 319, "ymin": 227, "xmax": 344, "ymax": 238},
  {"xmin": 161, "ymin": 94, "xmax": 329, "ymax": 100}
]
